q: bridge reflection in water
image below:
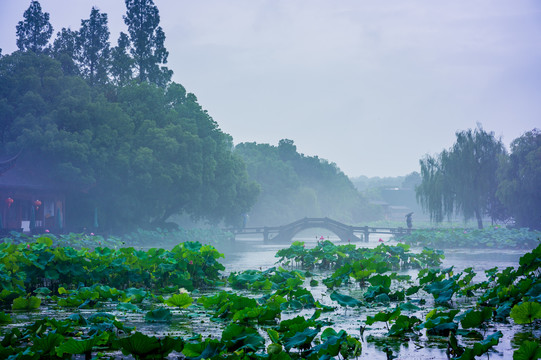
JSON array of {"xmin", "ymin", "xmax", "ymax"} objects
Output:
[{"xmin": 228, "ymin": 217, "xmax": 412, "ymax": 243}]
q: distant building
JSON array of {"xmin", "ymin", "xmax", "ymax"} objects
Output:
[{"xmin": 0, "ymin": 154, "xmax": 65, "ymax": 234}]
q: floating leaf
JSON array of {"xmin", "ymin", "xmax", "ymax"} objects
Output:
[
  {"xmin": 330, "ymin": 291, "xmax": 362, "ymax": 308},
  {"xmin": 165, "ymin": 293, "xmax": 193, "ymax": 308},
  {"xmin": 12, "ymin": 296, "xmax": 41, "ymax": 310},
  {"xmin": 0, "ymin": 311, "xmax": 12, "ymax": 324},
  {"xmin": 56, "ymin": 332, "xmax": 109, "ymax": 357},
  {"xmin": 513, "ymin": 340, "xmax": 541, "ymax": 360},
  {"xmin": 460, "ymin": 307, "xmax": 493, "ymax": 329},
  {"xmin": 145, "ymin": 308, "xmax": 172, "ymax": 322},
  {"xmin": 510, "ymin": 302, "xmax": 541, "ymax": 325}
]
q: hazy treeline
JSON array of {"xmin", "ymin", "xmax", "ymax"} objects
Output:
[
  {"xmin": 417, "ymin": 127, "xmax": 541, "ymax": 230},
  {"xmin": 234, "ymin": 139, "xmax": 382, "ymax": 226},
  {"xmin": 0, "ymin": 1, "xmax": 259, "ymax": 232}
]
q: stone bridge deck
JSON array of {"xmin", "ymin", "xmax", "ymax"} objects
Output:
[{"xmin": 228, "ymin": 217, "xmax": 412, "ymax": 243}]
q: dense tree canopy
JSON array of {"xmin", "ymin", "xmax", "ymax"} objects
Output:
[
  {"xmin": 497, "ymin": 129, "xmax": 541, "ymax": 230},
  {"xmin": 416, "ymin": 127, "xmax": 505, "ymax": 229},
  {"xmin": 0, "ymin": 51, "xmax": 258, "ymax": 232},
  {"xmin": 234, "ymin": 140, "xmax": 380, "ymax": 226}
]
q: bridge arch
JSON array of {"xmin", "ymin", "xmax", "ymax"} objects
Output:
[{"xmin": 266, "ymin": 217, "xmax": 363, "ymax": 243}]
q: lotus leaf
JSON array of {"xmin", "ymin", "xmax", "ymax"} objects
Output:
[
  {"xmin": 386, "ymin": 315, "xmax": 421, "ymax": 337},
  {"xmin": 283, "ymin": 327, "xmax": 320, "ymax": 351},
  {"xmin": 12, "ymin": 296, "xmax": 41, "ymax": 310},
  {"xmin": 330, "ymin": 291, "xmax": 362, "ymax": 308},
  {"xmin": 513, "ymin": 340, "xmax": 541, "ymax": 360},
  {"xmin": 456, "ymin": 331, "xmax": 503, "ymax": 360},
  {"xmin": 165, "ymin": 293, "xmax": 193, "ymax": 308},
  {"xmin": 145, "ymin": 308, "xmax": 172, "ymax": 322},
  {"xmin": 0, "ymin": 311, "xmax": 12, "ymax": 324},
  {"xmin": 56, "ymin": 332, "xmax": 109, "ymax": 358},
  {"xmin": 183, "ymin": 338, "xmax": 225, "ymax": 360},
  {"xmin": 460, "ymin": 307, "xmax": 493, "ymax": 329},
  {"xmin": 31, "ymin": 332, "xmax": 64, "ymax": 358},
  {"xmin": 116, "ymin": 331, "xmax": 184, "ymax": 359},
  {"xmin": 117, "ymin": 302, "xmax": 140, "ymax": 312},
  {"xmin": 510, "ymin": 302, "xmax": 541, "ymax": 325},
  {"xmin": 222, "ymin": 323, "xmax": 265, "ymax": 352},
  {"xmin": 306, "ymin": 329, "xmax": 348, "ymax": 357},
  {"xmin": 366, "ymin": 307, "xmax": 401, "ymax": 326}
]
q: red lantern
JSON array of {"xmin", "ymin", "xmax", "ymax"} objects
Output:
[
  {"xmin": 34, "ymin": 200, "xmax": 41, "ymax": 210},
  {"xmin": 5, "ymin": 197, "xmax": 13, "ymax": 208}
]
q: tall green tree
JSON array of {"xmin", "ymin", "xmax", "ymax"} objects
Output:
[
  {"xmin": 16, "ymin": 1, "xmax": 53, "ymax": 53},
  {"xmin": 416, "ymin": 127, "xmax": 506, "ymax": 228},
  {"xmin": 110, "ymin": 32, "xmax": 134, "ymax": 86},
  {"xmin": 123, "ymin": 0, "xmax": 172, "ymax": 87},
  {"xmin": 52, "ymin": 27, "xmax": 80, "ymax": 76},
  {"xmin": 497, "ymin": 129, "xmax": 541, "ymax": 230},
  {"xmin": 77, "ymin": 7, "xmax": 110, "ymax": 86}
]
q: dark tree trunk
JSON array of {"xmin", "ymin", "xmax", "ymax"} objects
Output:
[{"xmin": 475, "ymin": 209, "xmax": 483, "ymax": 229}]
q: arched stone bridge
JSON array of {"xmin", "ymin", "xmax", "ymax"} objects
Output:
[{"xmin": 228, "ymin": 217, "xmax": 412, "ymax": 243}]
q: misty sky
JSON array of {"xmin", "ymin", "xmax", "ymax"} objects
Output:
[{"xmin": 1, "ymin": 1, "xmax": 540, "ymax": 177}]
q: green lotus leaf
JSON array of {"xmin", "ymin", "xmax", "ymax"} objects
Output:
[
  {"xmin": 182, "ymin": 338, "xmax": 224, "ymax": 360},
  {"xmin": 375, "ymin": 293, "xmax": 391, "ymax": 303},
  {"xmin": 283, "ymin": 327, "xmax": 320, "ymax": 351},
  {"xmin": 145, "ymin": 308, "xmax": 172, "ymax": 322},
  {"xmin": 31, "ymin": 332, "xmax": 64, "ymax": 357},
  {"xmin": 88, "ymin": 312, "xmax": 116, "ymax": 323},
  {"xmin": 399, "ymin": 301, "xmax": 421, "ymax": 312},
  {"xmin": 56, "ymin": 332, "xmax": 109, "ymax": 357},
  {"xmin": 12, "ymin": 296, "xmax": 41, "ymax": 310},
  {"xmin": 0, "ymin": 311, "xmax": 12, "ymax": 324},
  {"xmin": 117, "ymin": 302, "xmax": 140, "ymax": 312},
  {"xmin": 368, "ymin": 274, "xmax": 392, "ymax": 288},
  {"xmin": 307, "ymin": 329, "xmax": 347, "ymax": 357},
  {"xmin": 267, "ymin": 328, "xmax": 280, "ymax": 344},
  {"xmin": 366, "ymin": 307, "xmax": 401, "ymax": 325},
  {"xmin": 34, "ymin": 287, "xmax": 52, "ymax": 296},
  {"xmin": 165, "ymin": 293, "xmax": 193, "ymax": 308},
  {"xmin": 456, "ymin": 331, "xmax": 503, "ymax": 360},
  {"xmin": 387, "ymin": 315, "xmax": 421, "ymax": 337},
  {"xmin": 513, "ymin": 340, "xmax": 541, "ymax": 360},
  {"xmin": 460, "ymin": 307, "xmax": 493, "ymax": 329},
  {"xmin": 510, "ymin": 302, "xmax": 541, "ymax": 325},
  {"xmin": 330, "ymin": 291, "xmax": 362, "ymax": 308},
  {"xmin": 268, "ymin": 343, "xmax": 283, "ymax": 355},
  {"xmin": 116, "ymin": 332, "xmax": 160, "ymax": 358},
  {"xmin": 36, "ymin": 236, "xmax": 53, "ymax": 247}
]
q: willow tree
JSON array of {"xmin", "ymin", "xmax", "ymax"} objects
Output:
[
  {"xmin": 416, "ymin": 127, "xmax": 506, "ymax": 229},
  {"xmin": 497, "ymin": 129, "xmax": 541, "ymax": 230}
]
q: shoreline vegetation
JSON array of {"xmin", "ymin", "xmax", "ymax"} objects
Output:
[{"xmin": 0, "ymin": 231, "xmax": 540, "ymax": 359}]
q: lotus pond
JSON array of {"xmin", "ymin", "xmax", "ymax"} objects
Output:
[{"xmin": 0, "ymin": 231, "xmax": 540, "ymax": 359}]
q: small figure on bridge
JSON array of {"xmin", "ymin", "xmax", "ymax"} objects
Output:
[
  {"xmin": 242, "ymin": 213, "xmax": 249, "ymax": 228},
  {"xmin": 405, "ymin": 212, "xmax": 413, "ymax": 230}
]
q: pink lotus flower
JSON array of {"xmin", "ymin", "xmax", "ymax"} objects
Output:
[
  {"xmin": 189, "ymin": 260, "xmax": 193, "ymax": 265},
  {"xmin": 45, "ymin": 229, "xmax": 50, "ymax": 233},
  {"xmin": 27, "ymin": 244, "xmax": 30, "ymax": 249},
  {"xmin": 319, "ymin": 236, "xmax": 325, "ymax": 240},
  {"xmin": 90, "ymin": 232, "xmax": 95, "ymax": 236},
  {"xmin": 378, "ymin": 238, "xmax": 384, "ymax": 242}
]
